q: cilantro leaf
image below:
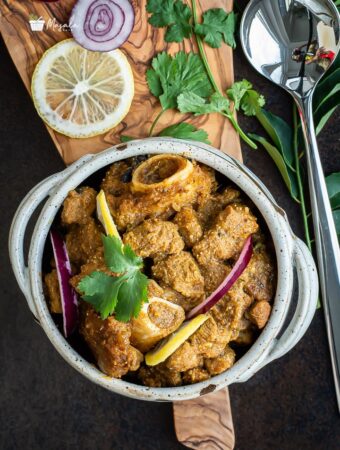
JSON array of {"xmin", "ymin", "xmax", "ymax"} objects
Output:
[
  {"xmin": 78, "ymin": 236, "xmax": 149, "ymax": 322},
  {"xmin": 103, "ymin": 235, "xmax": 143, "ymax": 273},
  {"xmin": 146, "ymin": 51, "xmax": 212, "ymax": 111},
  {"xmin": 227, "ymin": 80, "xmax": 265, "ymax": 116},
  {"xmin": 158, "ymin": 122, "xmax": 210, "ymax": 144},
  {"xmin": 147, "ymin": 0, "xmax": 192, "ymax": 42},
  {"xmin": 177, "ymin": 92, "xmax": 230, "ymax": 115},
  {"xmin": 194, "ymin": 9, "xmax": 237, "ymax": 49},
  {"xmin": 78, "ymin": 271, "xmax": 123, "ymax": 319}
]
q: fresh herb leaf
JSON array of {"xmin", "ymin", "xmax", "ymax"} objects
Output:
[
  {"xmin": 240, "ymin": 90, "xmax": 265, "ymax": 116},
  {"xmin": 78, "ymin": 236, "xmax": 149, "ymax": 322},
  {"xmin": 314, "ymin": 90, "xmax": 340, "ymax": 135},
  {"xmin": 194, "ymin": 9, "xmax": 237, "ymax": 49},
  {"xmin": 120, "ymin": 135, "xmax": 135, "ymax": 142},
  {"xmin": 177, "ymin": 91, "xmax": 230, "ymax": 115},
  {"xmin": 147, "ymin": 0, "xmax": 193, "ymax": 42},
  {"xmin": 226, "ymin": 79, "xmax": 252, "ymax": 110},
  {"xmin": 326, "ymin": 173, "xmax": 340, "ymax": 210},
  {"xmin": 158, "ymin": 122, "xmax": 210, "ymax": 144},
  {"xmin": 146, "ymin": 51, "xmax": 212, "ymax": 111}
]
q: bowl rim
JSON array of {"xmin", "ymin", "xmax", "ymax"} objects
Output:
[{"xmin": 27, "ymin": 138, "xmax": 295, "ymax": 401}]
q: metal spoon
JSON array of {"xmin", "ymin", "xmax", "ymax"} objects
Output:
[{"xmin": 240, "ymin": 0, "xmax": 340, "ymax": 411}]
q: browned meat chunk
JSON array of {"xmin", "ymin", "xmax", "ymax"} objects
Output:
[
  {"xmin": 138, "ymin": 363, "xmax": 182, "ymax": 387},
  {"xmin": 161, "ymin": 285, "xmax": 201, "ymax": 312},
  {"xmin": 193, "ymin": 204, "xmax": 259, "ymax": 265},
  {"xmin": 200, "ymin": 261, "xmax": 231, "ymax": 295},
  {"xmin": 123, "ymin": 219, "xmax": 184, "ymax": 258},
  {"xmin": 166, "ymin": 342, "xmax": 203, "ymax": 372},
  {"xmin": 79, "ymin": 306, "xmax": 143, "ymax": 378},
  {"xmin": 197, "ymin": 187, "xmax": 241, "ymax": 229},
  {"xmin": 173, "ymin": 207, "xmax": 203, "ymax": 247},
  {"xmin": 107, "ymin": 162, "xmax": 214, "ymax": 230},
  {"xmin": 243, "ymin": 249, "xmax": 276, "ymax": 302},
  {"xmin": 182, "ymin": 367, "xmax": 210, "ymax": 384},
  {"xmin": 204, "ymin": 346, "xmax": 236, "ymax": 376},
  {"xmin": 65, "ymin": 218, "xmax": 102, "ymax": 266},
  {"xmin": 246, "ymin": 301, "xmax": 271, "ymax": 329},
  {"xmin": 70, "ymin": 248, "xmax": 108, "ymax": 292},
  {"xmin": 152, "ymin": 252, "xmax": 205, "ymax": 298},
  {"xmin": 61, "ymin": 187, "xmax": 97, "ymax": 226},
  {"xmin": 101, "ymin": 161, "xmax": 130, "ymax": 196},
  {"xmin": 45, "ymin": 269, "xmax": 62, "ymax": 313},
  {"xmin": 190, "ymin": 315, "xmax": 229, "ymax": 358}
]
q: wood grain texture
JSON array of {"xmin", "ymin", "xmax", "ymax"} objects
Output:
[
  {"xmin": 173, "ymin": 388, "xmax": 235, "ymax": 450},
  {"xmin": 0, "ymin": 0, "xmax": 241, "ymax": 164}
]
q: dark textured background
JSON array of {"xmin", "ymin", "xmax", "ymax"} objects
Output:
[{"xmin": 1, "ymin": 2, "xmax": 340, "ymax": 448}]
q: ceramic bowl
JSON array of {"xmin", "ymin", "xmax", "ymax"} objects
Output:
[{"xmin": 9, "ymin": 138, "xmax": 318, "ymax": 401}]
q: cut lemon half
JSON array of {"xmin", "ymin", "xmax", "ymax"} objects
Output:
[
  {"xmin": 96, "ymin": 189, "xmax": 121, "ymax": 239},
  {"xmin": 145, "ymin": 314, "xmax": 209, "ymax": 366},
  {"xmin": 31, "ymin": 39, "xmax": 134, "ymax": 138}
]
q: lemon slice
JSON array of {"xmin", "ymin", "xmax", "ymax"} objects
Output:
[
  {"xmin": 145, "ymin": 314, "xmax": 209, "ymax": 366},
  {"xmin": 97, "ymin": 190, "xmax": 121, "ymax": 239},
  {"xmin": 31, "ymin": 39, "xmax": 134, "ymax": 138}
]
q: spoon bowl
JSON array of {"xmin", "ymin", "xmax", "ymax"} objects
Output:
[{"xmin": 241, "ymin": 0, "xmax": 340, "ymax": 412}]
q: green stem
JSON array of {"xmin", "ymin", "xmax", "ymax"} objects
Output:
[
  {"xmin": 293, "ymin": 104, "xmax": 312, "ymax": 252},
  {"xmin": 224, "ymin": 113, "xmax": 258, "ymax": 149},
  {"xmin": 191, "ymin": 0, "xmax": 221, "ymax": 95},
  {"xmin": 149, "ymin": 109, "xmax": 165, "ymax": 137}
]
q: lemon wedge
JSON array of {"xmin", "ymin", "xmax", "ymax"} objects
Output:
[
  {"xmin": 97, "ymin": 190, "xmax": 121, "ymax": 239},
  {"xmin": 145, "ymin": 314, "xmax": 209, "ymax": 366},
  {"xmin": 31, "ymin": 39, "xmax": 134, "ymax": 138}
]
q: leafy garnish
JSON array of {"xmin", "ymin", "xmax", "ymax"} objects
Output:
[
  {"xmin": 227, "ymin": 79, "xmax": 265, "ymax": 115},
  {"xmin": 178, "ymin": 92, "xmax": 230, "ymax": 115},
  {"xmin": 147, "ymin": 0, "xmax": 193, "ymax": 42},
  {"xmin": 78, "ymin": 235, "xmax": 149, "ymax": 322},
  {"xmin": 194, "ymin": 9, "xmax": 237, "ymax": 49},
  {"xmin": 146, "ymin": 51, "xmax": 212, "ymax": 111},
  {"xmin": 158, "ymin": 122, "xmax": 210, "ymax": 143}
]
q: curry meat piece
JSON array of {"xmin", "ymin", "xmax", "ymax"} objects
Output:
[
  {"xmin": 123, "ymin": 219, "xmax": 184, "ymax": 258},
  {"xmin": 199, "ymin": 261, "xmax": 231, "ymax": 295},
  {"xmin": 101, "ymin": 161, "xmax": 130, "ymax": 196},
  {"xmin": 182, "ymin": 367, "xmax": 210, "ymax": 384},
  {"xmin": 161, "ymin": 284, "xmax": 200, "ymax": 312},
  {"xmin": 193, "ymin": 204, "xmax": 259, "ymax": 266},
  {"xmin": 79, "ymin": 306, "xmax": 143, "ymax": 378},
  {"xmin": 65, "ymin": 218, "xmax": 102, "ymax": 267},
  {"xmin": 152, "ymin": 251, "xmax": 205, "ymax": 299},
  {"xmin": 204, "ymin": 345, "xmax": 236, "ymax": 376},
  {"xmin": 166, "ymin": 341, "xmax": 203, "ymax": 372},
  {"xmin": 243, "ymin": 249, "xmax": 276, "ymax": 302},
  {"xmin": 246, "ymin": 300, "xmax": 272, "ymax": 329},
  {"xmin": 106, "ymin": 162, "xmax": 215, "ymax": 230},
  {"xmin": 61, "ymin": 187, "xmax": 97, "ymax": 226},
  {"xmin": 70, "ymin": 248, "xmax": 109, "ymax": 293},
  {"xmin": 197, "ymin": 187, "xmax": 241, "ymax": 229},
  {"xmin": 173, "ymin": 206, "xmax": 203, "ymax": 247},
  {"xmin": 138, "ymin": 363, "xmax": 182, "ymax": 387},
  {"xmin": 44, "ymin": 269, "xmax": 62, "ymax": 314}
]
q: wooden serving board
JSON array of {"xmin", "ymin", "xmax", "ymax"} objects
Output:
[
  {"xmin": 0, "ymin": 0, "xmax": 241, "ymax": 165},
  {"xmin": 1, "ymin": 1, "xmax": 238, "ymax": 448}
]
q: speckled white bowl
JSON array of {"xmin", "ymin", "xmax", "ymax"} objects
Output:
[{"xmin": 9, "ymin": 138, "xmax": 318, "ymax": 401}]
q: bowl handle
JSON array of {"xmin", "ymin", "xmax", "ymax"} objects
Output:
[
  {"xmin": 239, "ymin": 238, "xmax": 318, "ymax": 381},
  {"xmin": 8, "ymin": 154, "xmax": 94, "ymax": 319}
]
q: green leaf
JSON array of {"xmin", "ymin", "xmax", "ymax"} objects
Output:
[
  {"xmin": 78, "ymin": 271, "xmax": 123, "ymax": 319},
  {"xmin": 102, "ymin": 235, "xmax": 143, "ymax": 273},
  {"xmin": 326, "ymin": 172, "xmax": 340, "ymax": 210},
  {"xmin": 314, "ymin": 68, "xmax": 340, "ymax": 110},
  {"xmin": 314, "ymin": 90, "xmax": 340, "ymax": 133},
  {"xmin": 226, "ymin": 79, "xmax": 252, "ymax": 110},
  {"xmin": 255, "ymin": 108, "xmax": 295, "ymax": 170},
  {"xmin": 147, "ymin": 51, "xmax": 212, "ymax": 111},
  {"xmin": 240, "ymin": 90, "xmax": 265, "ymax": 116},
  {"xmin": 194, "ymin": 9, "xmax": 237, "ymax": 49},
  {"xmin": 316, "ymin": 106, "xmax": 337, "ymax": 135},
  {"xmin": 333, "ymin": 210, "xmax": 340, "ymax": 242},
  {"xmin": 158, "ymin": 122, "xmax": 210, "ymax": 144},
  {"xmin": 250, "ymin": 133, "xmax": 299, "ymax": 202},
  {"xmin": 114, "ymin": 271, "xmax": 149, "ymax": 322},
  {"xmin": 177, "ymin": 91, "xmax": 230, "ymax": 115},
  {"xmin": 120, "ymin": 135, "xmax": 135, "ymax": 142}
]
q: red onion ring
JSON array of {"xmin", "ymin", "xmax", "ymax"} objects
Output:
[
  {"xmin": 50, "ymin": 230, "xmax": 78, "ymax": 338},
  {"xmin": 186, "ymin": 236, "xmax": 253, "ymax": 320},
  {"xmin": 70, "ymin": 0, "xmax": 135, "ymax": 52}
]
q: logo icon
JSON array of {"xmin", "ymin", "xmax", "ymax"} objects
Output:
[{"xmin": 29, "ymin": 14, "xmax": 45, "ymax": 32}]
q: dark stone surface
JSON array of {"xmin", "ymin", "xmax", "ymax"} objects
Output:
[{"xmin": 1, "ymin": 5, "xmax": 339, "ymax": 449}]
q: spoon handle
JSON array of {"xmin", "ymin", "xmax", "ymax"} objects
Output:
[{"xmin": 296, "ymin": 95, "xmax": 340, "ymax": 412}]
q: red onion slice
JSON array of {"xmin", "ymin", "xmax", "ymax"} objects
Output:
[
  {"xmin": 50, "ymin": 230, "xmax": 78, "ymax": 338},
  {"xmin": 70, "ymin": 0, "xmax": 135, "ymax": 52},
  {"xmin": 187, "ymin": 236, "xmax": 253, "ymax": 320}
]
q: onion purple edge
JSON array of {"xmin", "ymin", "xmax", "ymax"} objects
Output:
[
  {"xmin": 186, "ymin": 235, "xmax": 253, "ymax": 320},
  {"xmin": 50, "ymin": 230, "xmax": 78, "ymax": 338}
]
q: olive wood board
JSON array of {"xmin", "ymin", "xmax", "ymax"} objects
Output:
[
  {"xmin": 0, "ymin": 0, "xmax": 241, "ymax": 165},
  {"xmin": 0, "ymin": 1, "xmax": 238, "ymax": 449}
]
